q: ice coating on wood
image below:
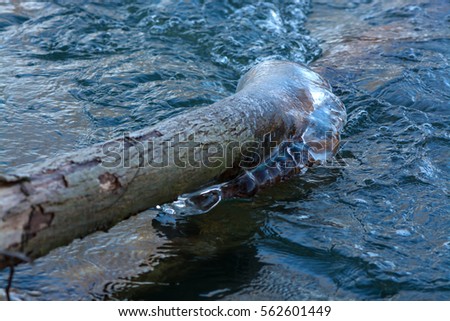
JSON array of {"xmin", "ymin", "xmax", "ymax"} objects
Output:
[{"xmin": 159, "ymin": 61, "xmax": 347, "ymax": 216}]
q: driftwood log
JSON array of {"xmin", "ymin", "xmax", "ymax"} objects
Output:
[{"xmin": 0, "ymin": 60, "xmax": 345, "ymax": 270}]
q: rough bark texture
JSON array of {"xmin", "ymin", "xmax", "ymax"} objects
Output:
[{"xmin": 0, "ymin": 61, "xmax": 343, "ymax": 270}]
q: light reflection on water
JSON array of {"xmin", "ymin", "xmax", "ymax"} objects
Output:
[{"xmin": 0, "ymin": 0, "xmax": 449, "ymax": 300}]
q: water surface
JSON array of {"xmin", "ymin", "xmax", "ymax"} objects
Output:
[{"xmin": 0, "ymin": 0, "xmax": 449, "ymax": 300}]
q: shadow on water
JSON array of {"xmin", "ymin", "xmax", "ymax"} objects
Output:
[
  {"xmin": 113, "ymin": 168, "xmax": 344, "ymax": 301},
  {"xmin": 0, "ymin": 0, "xmax": 449, "ymax": 300},
  {"xmin": 113, "ymin": 214, "xmax": 263, "ymax": 301}
]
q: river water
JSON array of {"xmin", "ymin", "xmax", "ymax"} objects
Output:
[{"xmin": 0, "ymin": 0, "xmax": 449, "ymax": 300}]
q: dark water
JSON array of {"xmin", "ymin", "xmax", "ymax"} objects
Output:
[{"xmin": 0, "ymin": 0, "xmax": 449, "ymax": 300}]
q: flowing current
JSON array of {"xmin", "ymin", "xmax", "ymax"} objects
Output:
[{"xmin": 0, "ymin": 0, "xmax": 449, "ymax": 300}]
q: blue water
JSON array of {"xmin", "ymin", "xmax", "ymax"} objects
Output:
[{"xmin": 0, "ymin": 0, "xmax": 449, "ymax": 300}]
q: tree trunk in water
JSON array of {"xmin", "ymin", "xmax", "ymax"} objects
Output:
[{"xmin": 0, "ymin": 60, "xmax": 346, "ymax": 270}]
